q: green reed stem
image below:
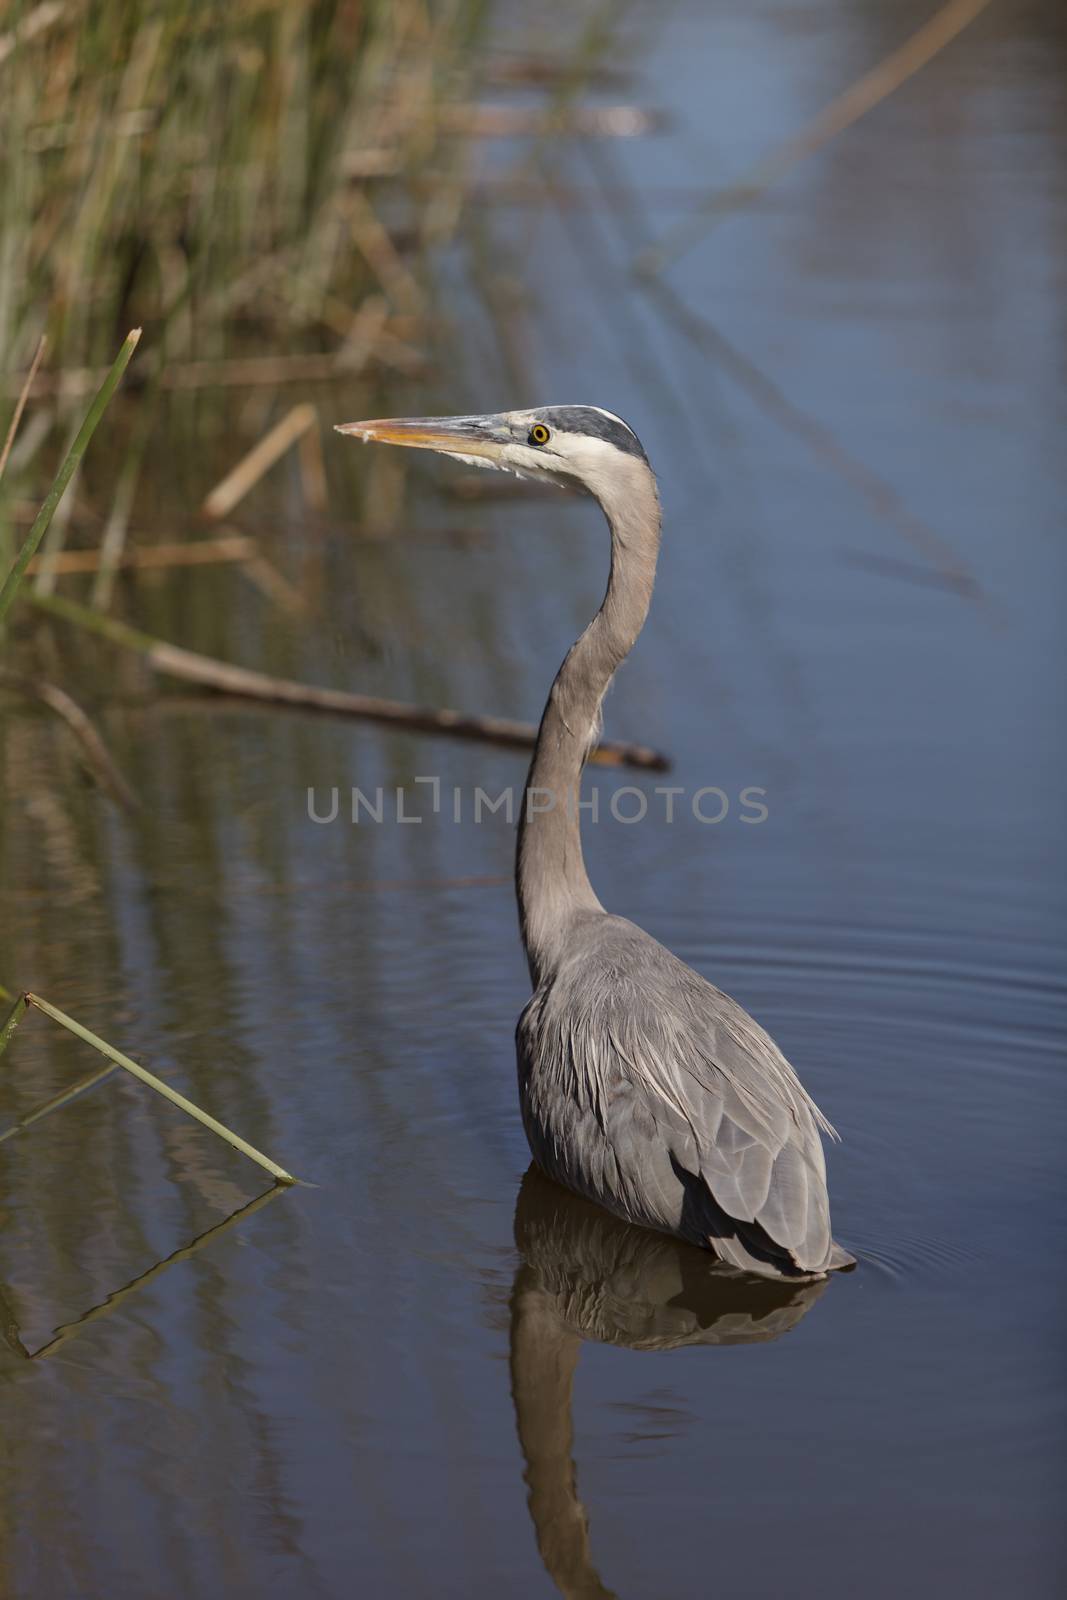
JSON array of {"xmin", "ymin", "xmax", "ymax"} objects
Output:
[
  {"xmin": 23, "ymin": 993, "xmax": 296, "ymax": 1184},
  {"xmin": 0, "ymin": 329, "xmax": 140, "ymax": 626}
]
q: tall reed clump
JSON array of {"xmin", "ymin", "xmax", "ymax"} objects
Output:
[{"xmin": 0, "ymin": 0, "xmax": 488, "ymax": 379}]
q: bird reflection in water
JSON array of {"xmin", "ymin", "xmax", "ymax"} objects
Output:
[{"xmin": 509, "ymin": 1167, "xmax": 829, "ymax": 1600}]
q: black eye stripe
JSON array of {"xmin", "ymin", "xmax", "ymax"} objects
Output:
[{"xmin": 536, "ymin": 405, "xmax": 646, "ymax": 461}]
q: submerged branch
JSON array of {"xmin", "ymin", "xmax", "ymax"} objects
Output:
[{"xmin": 30, "ymin": 592, "xmax": 671, "ymax": 770}]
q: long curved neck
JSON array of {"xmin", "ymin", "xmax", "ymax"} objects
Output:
[{"xmin": 517, "ymin": 456, "xmax": 661, "ymax": 984}]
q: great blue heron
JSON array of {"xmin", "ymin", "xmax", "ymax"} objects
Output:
[{"xmin": 337, "ymin": 405, "xmax": 853, "ymax": 1280}]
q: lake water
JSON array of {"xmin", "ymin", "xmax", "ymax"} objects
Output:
[{"xmin": 2, "ymin": 3, "xmax": 1065, "ymax": 1596}]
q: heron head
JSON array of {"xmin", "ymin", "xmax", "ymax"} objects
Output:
[{"xmin": 335, "ymin": 405, "xmax": 649, "ymax": 498}]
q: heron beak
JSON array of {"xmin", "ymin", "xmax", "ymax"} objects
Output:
[{"xmin": 334, "ymin": 413, "xmax": 510, "ymax": 462}]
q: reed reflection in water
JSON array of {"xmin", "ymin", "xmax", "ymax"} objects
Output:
[
  {"xmin": 509, "ymin": 1168, "xmax": 829, "ymax": 1599},
  {"xmin": 0, "ymin": 1183, "xmax": 286, "ymax": 1366}
]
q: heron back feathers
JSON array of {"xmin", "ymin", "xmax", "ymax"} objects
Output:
[{"xmin": 517, "ymin": 913, "xmax": 851, "ymax": 1279}]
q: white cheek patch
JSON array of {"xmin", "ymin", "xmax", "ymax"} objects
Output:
[
  {"xmin": 494, "ymin": 445, "xmax": 568, "ymax": 486},
  {"xmin": 443, "ymin": 446, "xmax": 552, "ymax": 481},
  {"xmin": 556, "ymin": 435, "xmax": 628, "ymax": 501},
  {"xmin": 446, "ymin": 452, "xmax": 498, "ymax": 471}
]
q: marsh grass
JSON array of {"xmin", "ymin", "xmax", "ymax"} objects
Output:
[
  {"xmin": 1, "ymin": 0, "xmax": 489, "ymax": 378},
  {"xmin": 0, "ymin": 328, "xmax": 139, "ymax": 623},
  {"xmin": 0, "ymin": 0, "xmax": 609, "ymax": 607},
  {"xmin": 0, "ymin": 0, "xmax": 508, "ymax": 551}
]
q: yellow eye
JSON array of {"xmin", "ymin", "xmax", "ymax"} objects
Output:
[{"xmin": 528, "ymin": 423, "xmax": 550, "ymax": 446}]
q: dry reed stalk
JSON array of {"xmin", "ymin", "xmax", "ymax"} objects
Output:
[
  {"xmin": 441, "ymin": 105, "xmax": 661, "ymax": 137},
  {"xmin": 89, "ymin": 382, "xmax": 162, "ymax": 609},
  {"xmin": 298, "ymin": 422, "xmax": 329, "ymax": 513},
  {"xmin": 4, "ymin": 346, "xmax": 423, "ymax": 402},
  {"xmin": 89, "ymin": 447, "xmax": 141, "ymax": 610},
  {"xmin": 234, "ymin": 545, "xmax": 307, "ymax": 615},
  {"xmin": 23, "ymin": 532, "xmax": 304, "ymax": 616},
  {"xmin": 0, "ymin": 0, "xmax": 64, "ymax": 66},
  {"xmin": 26, "ymin": 534, "xmax": 259, "ymax": 574},
  {"xmin": 0, "ymin": 335, "xmax": 47, "ymax": 481},
  {"xmin": 201, "ymin": 404, "xmax": 318, "ymax": 521},
  {"xmin": 336, "ymin": 295, "xmax": 390, "ymax": 370},
  {"xmin": 346, "ymin": 189, "xmax": 426, "ymax": 316}
]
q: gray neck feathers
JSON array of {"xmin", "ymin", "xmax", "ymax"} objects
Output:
[{"xmin": 516, "ymin": 454, "xmax": 661, "ymax": 983}]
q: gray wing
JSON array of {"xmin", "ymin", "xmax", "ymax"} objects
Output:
[{"xmin": 519, "ymin": 915, "xmax": 849, "ymax": 1278}]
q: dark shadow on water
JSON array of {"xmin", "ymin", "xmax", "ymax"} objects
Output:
[{"xmin": 509, "ymin": 1167, "xmax": 829, "ymax": 1599}]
